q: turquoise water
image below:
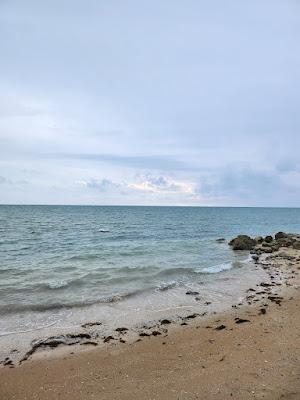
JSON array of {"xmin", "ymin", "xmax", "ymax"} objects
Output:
[{"xmin": 1, "ymin": 206, "xmax": 300, "ymax": 317}]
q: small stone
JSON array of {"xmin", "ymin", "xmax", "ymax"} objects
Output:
[
  {"xmin": 215, "ymin": 324, "xmax": 226, "ymax": 331},
  {"xmin": 160, "ymin": 319, "xmax": 171, "ymax": 325},
  {"xmin": 186, "ymin": 291, "xmax": 200, "ymax": 296},
  {"xmin": 115, "ymin": 327, "xmax": 128, "ymax": 332},
  {"xmin": 234, "ymin": 318, "xmax": 250, "ymax": 324},
  {"xmin": 152, "ymin": 331, "xmax": 161, "ymax": 336}
]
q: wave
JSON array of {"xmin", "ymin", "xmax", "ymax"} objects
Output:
[
  {"xmin": 200, "ymin": 262, "xmax": 233, "ymax": 274},
  {"xmin": 0, "ymin": 289, "xmax": 145, "ymax": 315},
  {"xmin": 154, "ymin": 267, "xmax": 197, "ymax": 278},
  {"xmin": 47, "ymin": 281, "xmax": 69, "ymax": 289},
  {"xmin": 155, "ymin": 281, "xmax": 179, "ymax": 291},
  {"xmin": 66, "ymin": 254, "xmax": 103, "ymax": 261},
  {"xmin": 153, "ymin": 263, "xmax": 239, "ymax": 278}
]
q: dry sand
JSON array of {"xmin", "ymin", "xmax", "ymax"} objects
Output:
[{"xmin": 1, "ymin": 248, "xmax": 300, "ymax": 400}]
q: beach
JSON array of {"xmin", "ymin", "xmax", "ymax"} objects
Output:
[{"xmin": 1, "ymin": 237, "xmax": 300, "ymax": 399}]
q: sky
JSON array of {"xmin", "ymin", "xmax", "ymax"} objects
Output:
[{"xmin": 0, "ymin": 0, "xmax": 300, "ymax": 206}]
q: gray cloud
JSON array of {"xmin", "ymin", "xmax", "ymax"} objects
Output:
[
  {"xmin": 44, "ymin": 153, "xmax": 190, "ymax": 171},
  {"xmin": 0, "ymin": 176, "xmax": 10, "ymax": 184},
  {"xmin": 200, "ymin": 165, "xmax": 300, "ymax": 206},
  {"xmin": 0, "ymin": 176, "xmax": 28, "ymax": 185},
  {"xmin": 78, "ymin": 178, "xmax": 121, "ymax": 192},
  {"xmin": 0, "ymin": 0, "xmax": 299, "ymax": 205}
]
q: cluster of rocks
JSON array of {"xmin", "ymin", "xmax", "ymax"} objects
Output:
[
  {"xmin": 229, "ymin": 232, "xmax": 300, "ymax": 253},
  {"xmin": 19, "ymin": 333, "xmax": 96, "ymax": 363}
]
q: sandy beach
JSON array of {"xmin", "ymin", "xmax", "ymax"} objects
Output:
[{"xmin": 1, "ymin": 238, "xmax": 300, "ymax": 400}]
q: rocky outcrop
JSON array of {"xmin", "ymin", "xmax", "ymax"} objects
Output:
[
  {"xmin": 264, "ymin": 235, "xmax": 273, "ymax": 243},
  {"xmin": 254, "ymin": 236, "xmax": 263, "ymax": 243},
  {"xmin": 293, "ymin": 241, "xmax": 300, "ymax": 250},
  {"xmin": 20, "ymin": 333, "xmax": 93, "ymax": 363},
  {"xmin": 275, "ymin": 231, "xmax": 288, "ymax": 240},
  {"xmin": 229, "ymin": 232, "xmax": 300, "ymax": 254},
  {"xmin": 228, "ymin": 235, "xmax": 256, "ymax": 250}
]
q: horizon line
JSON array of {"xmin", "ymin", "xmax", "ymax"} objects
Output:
[{"xmin": 0, "ymin": 204, "xmax": 299, "ymax": 209}]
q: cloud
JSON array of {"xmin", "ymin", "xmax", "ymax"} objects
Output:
[
  {"xmin": 47, "ymin": 153, "xmax": 190, "ymax": 171},
  {"xmin": 0, "ymin": 176, "xmax": 10, "ymax": 184},
  {"xmin": 1, "ymin": 0, "xmax": 299, "ymax": 205},
  {"xmin": 129, "ymin": 174, "xmax": 197, "ymax": 196},
  {"xmin": 76, "ymin": 178, "xmax": 121, "ymax": 192},
  {"xmin": 0, "ymin": 93, "xmax": 45, "ymax": 118},
  {"xmin": 275, "ymin": 159, "xmax": 300, "ymax": 174},
  {"xmin": 0, "ymin": 176, "xmax": 28, "ymax": 185},
  {"xmin": 199, "ymin": 164, "xmax": 300, "ymax": 206},
  {"xmin": 77, "ymin": 174, "xmax": 198, "ymax": 198}
]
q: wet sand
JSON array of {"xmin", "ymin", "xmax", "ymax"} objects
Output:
[{"xmin": 1, "ymin": 247, "xmax": 300, "ymax": 400}]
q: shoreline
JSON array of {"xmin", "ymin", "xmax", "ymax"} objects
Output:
[
  {"xmin": 0, "ymin": 253, "xmax": 266, "ymax": 365},
  {"xmin": 1, "ymin": 234, "xmax": 300, "ymax": 399}
]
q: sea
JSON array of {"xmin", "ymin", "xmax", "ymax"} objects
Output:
[{"xmin": 1, "ymin": 205, "xmax": 300, "ymax": 354}]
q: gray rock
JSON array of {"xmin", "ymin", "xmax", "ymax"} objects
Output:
[
  {"xmin": 264, "ymin": 235, "xmax": 273, "ymax": 243},
  {"xmin": 255, "ymin": 236, "xmax": 263, "ymax": 243},
  {"xmin": 292, "ymin": 241, "xmax": 300, "ymax": 250},
  {"xmin": 229, "ymin": 235, "xmax": 256, "ymax": 251},
  {"xmin": 275, "ymin": 231, "xmax": 287, "ymax": 240}
]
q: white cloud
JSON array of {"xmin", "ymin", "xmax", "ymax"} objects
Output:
[{"xmin": 128, "ymin": 175, "xmax": 196, "ymax": 196}]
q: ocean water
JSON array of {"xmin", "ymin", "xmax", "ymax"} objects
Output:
[{"xmin": 1, "ymin": 205, "xmax": 300, "ymax": 338}]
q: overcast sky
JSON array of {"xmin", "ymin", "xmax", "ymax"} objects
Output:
[{"xmin": 0, "ymin": 0, "xmax": 299, "ymax": 206}]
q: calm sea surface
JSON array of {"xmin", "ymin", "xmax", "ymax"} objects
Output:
[{"xmin": 1, "ymin": 205, "xmax": 300, "ymax": 322}]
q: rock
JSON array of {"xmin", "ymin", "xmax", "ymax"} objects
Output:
[
  {"xmin": 152, "ymin": 331, "xmax": 161, "ymax": 336},
  {"xmin": 264, "ymin": 235, "xmax": 273, "ymax": 243},
  {"xmin": 261, "ymin": 242, "xmax": 271, "ymax": 247},
  {"xmin": 264, "ymin": 247, "xmax": 273, "ymax": 253},
  {"xmin": 234, "ymin": 318, "xmax": 250, "ymax": 324},
  {"xmin": 3, "ymin": 358, "xmax": 13, "ymax": 366},
  {"xmin": 115, "ymin": 327, "xmax": 128, "ymax": 332},
  {"xmin": 275, "ymin": 232, "xmax": 287, "ymax": 240},
  {"xmin": 139, "ymin": 332, "xmax": 150, "ymax": 337},
  {"xmin": 216, "ymin": 238, "xmax": 226, "ymax": 243},
  {"xmin": 229, "ymin": 235, "xmax": 256, "ymax": 251},
  {"xmin": 215, "ymin": 324, "xmax": 226, "ymax": 331},
  {"xmin": 20, "ymin": 333, "xmax": 92, "ymax": 363},
  {"xmin": 270, "ymin": 244, "xmax": 280, "ymax": 252},
  {"xmin": 81, "ymin": 322, "xmax": 102, "ymax": 328},
  {"xmin": 252, "ymin": 255, "xmax": 259, "ymax": 262},
  {"xmin": 255, "ymin": 236, "xmax": 264, "ymax": 243},
  {"xmin": 184, "ymin": 313, "xmax": 199, "ymax": 319},
  {"xmin": 292, "ymin": 241, "xmax": 300, "ymax": 250},
  {"xmin": 80, "ymin": 341, "xmax": 98, "ymax": 346},
  {"xmin": 268, "ymin": 295, "xmax": 283, "ymax": 305},
  {"xmin": 160, "ymin": 319, "xmax": 171, "ymax": 325},
  {"xmin": 276, "ymin": 238, "xmax": 293, "ymax": 247},
  {"xmin": 103, "ymin": 336, "xmax": 114, "ymax": 343},
  {"xmin": 186, "ymin": 291, "xmax": 199, "ymax": 296}
]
